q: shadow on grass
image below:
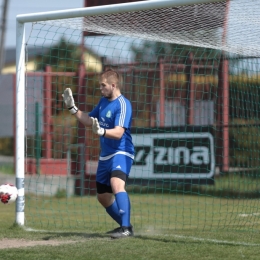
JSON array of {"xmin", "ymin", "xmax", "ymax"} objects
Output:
[
  {"xmin": 9, "ymin": 223, "xmax": 260, "ymax": 247},
  {"xmin": 9, "ymin": 223, "xmax": 109, "ymax": 240},
  {"xmin": 41, "ymin": 232, "xmax": 107, "ymax": 240}
]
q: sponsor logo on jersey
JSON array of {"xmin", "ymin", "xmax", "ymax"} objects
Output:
[
  {"xmin": 106, "ymin": 110, "xmax": 112, "ymax": 118},
  {"xmin": 99, "ymin": 121, "xmax": 109, "ymax": 128},
  {"xmin": 101, "ymin": 117, "xmax": 105, "ymax": 122}
]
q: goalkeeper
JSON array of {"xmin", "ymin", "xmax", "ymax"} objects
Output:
[{"xmin": 62, "ymin": 69, "xmax": 134, "ymax": 239}]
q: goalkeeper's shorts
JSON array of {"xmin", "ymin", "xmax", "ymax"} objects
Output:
[{"xmin": 96, "ymin": 154, "xmax": 133, "ymax": 186}]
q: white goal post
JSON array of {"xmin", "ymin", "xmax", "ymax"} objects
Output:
[
  {"xmin": 15, "ymin": 0, "xmax": 260, "ymax": 229},
  {"xmin": 16, "ymin": 0, "xmax": 226, "ymax": 226}
]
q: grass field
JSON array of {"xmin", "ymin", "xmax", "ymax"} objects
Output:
[{"xmin": 1, "ymin": 190, "xmax": 260, "ymax": 260}]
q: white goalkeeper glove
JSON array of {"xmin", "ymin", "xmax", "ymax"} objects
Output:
[
  {"xmin": 62, "ymin": 88, "xmax": 78, "ymax": 115},
  {"xmin": 90, "ymin": 117, "xmax": 106, "ymax": 137}
]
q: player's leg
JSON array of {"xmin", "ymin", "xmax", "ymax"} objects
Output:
[
  {"xmin": 110, "ymin": 172, "xmax": 131, "ymax": 228},
  {"xmin": 96, "ymin": 159, "xmax": 122, "ymax": 228},
  {"xmin": 110, "ymin": 155, "xmax": 134, "ymax": 239},
  {"xmin": 96, "ymin": 182, "xmax": 122, "ymax": 226}
]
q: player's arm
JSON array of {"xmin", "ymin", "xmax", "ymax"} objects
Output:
[
  {"xmin": 62, "ymin": 88, "xmax": 125, "ymax": 139},
  {"xmin": 103, "ymin": 98, "xmax": 130, "ymax": 139},
  {"xmin": 91, "ymin": 118, "xmax": 125, "ymax": 139},
  {"xmin": 102, "ymin": 126, "xmax": 125, "ymax": 140},
  {"xmin": 62, "ymin": 88, "xmax": 92, "ymax": 126},
  {"xmin": 74, "ymin": 110, "xmax": 93, "ymax": 126}
]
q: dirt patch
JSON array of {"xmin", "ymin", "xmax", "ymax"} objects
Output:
[{"xmin": 0, "ymin": 239, "xmax": 77, "ymax": 249}]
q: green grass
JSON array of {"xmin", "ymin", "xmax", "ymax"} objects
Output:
[
  {"xmin": 0, "ymin": 163, "xmax": 14, "ymax": 175},
  {"xmin": 1, "ymin": 192, "xmax": 260, "ymax": 259},
  {"xmin": 24, "ymin": 193, "xmax": 260, "ymax": 233},
  {"xmin": 128, "ymin": 172, "xmax": 260, "ymax": 199},
  {"xmin": 1, "ymin": 172, "xmax": 260, "ymax": 259}
]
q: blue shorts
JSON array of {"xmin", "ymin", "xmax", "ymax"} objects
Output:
[{"xmin": 96, "ymin": 154, "xmax": 133, "ymax": 186}]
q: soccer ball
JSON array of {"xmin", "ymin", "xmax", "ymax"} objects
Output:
[{"xmin": 0, "ymin": 184, "xmax": 18, "ymax": 204}]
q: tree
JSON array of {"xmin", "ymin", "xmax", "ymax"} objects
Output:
[
  {"xmin": 36, "ymin": 37, "xmax": 82, "ymax": 72},
  {"xmin": 130, "ymin": 40, "xmax": 221, "ymax": 63}
]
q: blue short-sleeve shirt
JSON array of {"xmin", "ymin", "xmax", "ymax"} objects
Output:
[{"xmin": 89, "ymin": 95, "xmax": 135, "ymax": 160}]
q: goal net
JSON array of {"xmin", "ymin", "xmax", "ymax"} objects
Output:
[{"xmin": 16, "ymin": 0, "xmax": 260, "ymax": 240}]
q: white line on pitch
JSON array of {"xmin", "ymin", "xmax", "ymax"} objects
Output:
[
  {"xmin": 142, "ymin": 233, "xmax": 260, "ymax": 247},
  {"xmin": 24, "ymin": 227, "xmax": 260, "ymax": 246}
]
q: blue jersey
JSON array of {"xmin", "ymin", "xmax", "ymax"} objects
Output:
[{"xmin": 89, "ymin": 95, "xmax": 135, "ymax": 160}]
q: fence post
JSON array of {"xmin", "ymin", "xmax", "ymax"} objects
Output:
[
  {"xmin": 35, "ymin": 102, "xmax": 41, "ymax": 174},
  {"xmin": 217, "ymin": 55, "xmax": 229, "ymax": 172},
  {"xmin": 43, "ymin": 65, "xmax": 52, "ymax": 159},
  {"xmin": 185, "ymin": 52, "xmax": 195, "ymax": 125}
]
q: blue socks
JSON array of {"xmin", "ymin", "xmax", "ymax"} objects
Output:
[
  {"xmin": 105, "ymin": 192, "xmax": 131, "ymax": 227},
  {"xmin": 115, "ymin": 192, "xmax": 131, "ymax": 227},
  {"xmin": 106, "ymin": 200, "xmax": 121, "ymax": 226}
]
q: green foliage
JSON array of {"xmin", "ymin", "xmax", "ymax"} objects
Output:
[
  {"xmin": 36, "ymin": 37, "xmax": 81, "ymax": 72},
  {"xmin": 0, "ymin": 138, "xmax": 14, "ymax": 156},
  {"xmin": 130, "ymin": 41, "xmax": 220, "ymax": 62},
  {"xmin": 55, "ymin": 188, "xmax": 67, "ymax": 198},
  {"xmin": 229, "ymin": 119, "xmax": 260, "ymax": 167}
]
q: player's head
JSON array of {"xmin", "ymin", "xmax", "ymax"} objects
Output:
[
  {"xmin": 100, "ymin": 69, "xmax": 121, "ymax": 87},
  {"xmin": 99, "ymin": 69, "xmax": 122, "ymax": 100}
]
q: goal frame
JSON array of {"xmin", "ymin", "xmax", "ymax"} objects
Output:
[{"xmin": 15, "ymin": 0, "xmax": 224, "ymax": 225}]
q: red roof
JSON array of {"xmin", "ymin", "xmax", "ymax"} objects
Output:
[{"xmin": 84, "ymin": 0, "xmax": 145, "ymax": 7}]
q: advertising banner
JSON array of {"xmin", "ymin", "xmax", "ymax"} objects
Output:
[{"xmin": 130, "ymin": 127, "xmax": 215, "ymax": 182}]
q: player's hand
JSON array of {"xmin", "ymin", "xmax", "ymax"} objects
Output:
[
  {"xmin": 91, "ymin": 117, "xmax": 106, "ymax": 137},
  {"xmin": 62, "ymin": 88, "xmax": 78, "ymax": 114}
]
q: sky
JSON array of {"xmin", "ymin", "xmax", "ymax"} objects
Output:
[
  {"xmin": 4, "ymin": 0, "xmax": 137, "ymax": 62},
  {"xmin": 4, "ymin": 0, "xmax": 260, "ymax": 61},
  {"xmin": 5, "ymin": 0, "xmax": 83, "ymax": 49}
]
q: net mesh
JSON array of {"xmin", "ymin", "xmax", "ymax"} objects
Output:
[
  {"xmin": 20, "ymin": 0, "xmax": 260, "ymax": 241},
  {"xmin": 36, "ymin": 0, "xmax": 260, "ymax": 56}
]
